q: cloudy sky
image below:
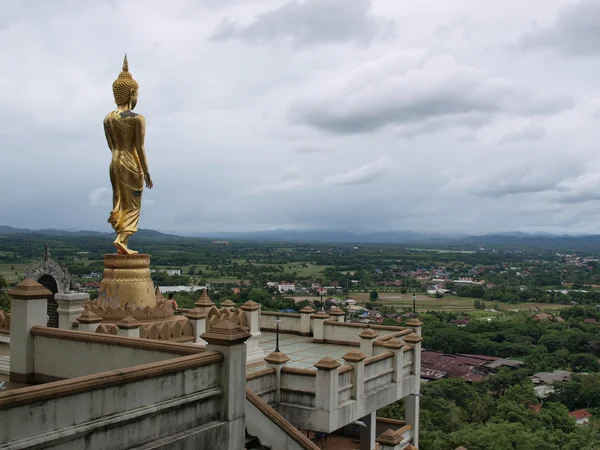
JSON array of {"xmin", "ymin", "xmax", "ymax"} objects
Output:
[{"xmin": 2, "ymin": 0, "xmax": 600, "ymax": 235}]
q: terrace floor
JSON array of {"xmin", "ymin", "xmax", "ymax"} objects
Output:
[
  {"xmin": 305, "ymin": 431, "xmax": 381, "ymax": 450},
  {"xmin": 248, "ymin": 332, "xmax": 354, "ymax": 372},
  {"xmin": 0, "ymin": 374, "xmax": 27, "ymax": 392}
]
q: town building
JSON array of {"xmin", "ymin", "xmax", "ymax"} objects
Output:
[
  {"xmin": 278, "ymin": 282, "xmax": 296, "ymax": 293},
  {"xmin": 569, "ymin": 409, "xmax": 592, "ymax": 425}
]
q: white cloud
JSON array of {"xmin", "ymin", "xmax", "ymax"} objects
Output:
[{"xmin": 88, "ymin": 187, "xmax": 110, "ymax": 208}]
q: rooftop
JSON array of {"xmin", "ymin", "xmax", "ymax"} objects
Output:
[
  {"xmin": 569, "ymin": 409, "xmax": 591, "ymax": 420},
  {"xmin": 249, "ymin": 332, "xmax": 352, "ymax": 372}
]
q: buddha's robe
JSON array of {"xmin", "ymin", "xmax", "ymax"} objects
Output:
[{"xmin": 103, "ymin": 110, "xmax": 147, "ymax": 235}]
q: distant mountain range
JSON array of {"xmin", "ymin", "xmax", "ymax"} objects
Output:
[
  {"xmin": 0, "ymin": 226, "xmax": 182, "ymax": 240},
  {"xmin": 0, "ymin": 225, "xmax": 597, "ymax": 249}
]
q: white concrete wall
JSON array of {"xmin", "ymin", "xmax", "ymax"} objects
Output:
[
  {"xmin": 33, "ymin": 335, "xmax": 185, "ymax": 380},
  {"xmin": 0, "ymin": 359, "xmax": 230, "ymax": 450},
  {"xmin": 280, "ymin": 371, "xmax": 316, "ymax": 408},
  {"xmin": 323, "ymin": 323, "xmax": 404, "ymax": 345},
  {"xmin": 246, "ymin": 397, "xmax": 312, "ymax": 450},
  {"xmin": 247, "ymin": 372, "xmax": 277, "ymax": 404},
  {"xmin": 276, "ymin": 354, "xmax": 419, "ymax": 435},
  {"xmin": 402, "ymin": 350, "xmax": 414, "ymax": 378},
  {"xmin": 260, "ymin": 313, "xmax": 302, "ymax": 333},
  {"xmin": 364, "ymin": 357, "xmax": 394, "ymax": 394},
  {"xmin": 338, "ymin": 370, "xmax": 353, "ymax": 405}
]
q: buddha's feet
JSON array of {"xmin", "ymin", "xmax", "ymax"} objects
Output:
[{"xmin": 114, "ymin": 234, "xmax": 138, "ymax": 255}]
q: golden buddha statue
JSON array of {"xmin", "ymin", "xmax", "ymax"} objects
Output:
[{"xmin": 104, "ymin": 55, "xmax": 153, "ymax": 255}]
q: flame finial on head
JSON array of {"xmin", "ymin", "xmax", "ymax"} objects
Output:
[{"xmin": 112, "ymin": 53, "xmax": 139, "ymax": 105}]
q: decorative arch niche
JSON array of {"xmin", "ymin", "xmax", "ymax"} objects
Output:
[{"xmin": 24, "ymin": 245, "xmax": 76, "ymax": 327}]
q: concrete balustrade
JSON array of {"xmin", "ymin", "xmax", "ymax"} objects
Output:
[
  {"xmin": 265, "ymin": 344, "xmax": 418, "ymax": 441},
  {"xmin": 117, "ymin": 315, "xmax": 141, "ymax": 338},
  {"xmin": 55, "ymin": 292, "xmax": 88, "ymax": 330},
  {"xmin": 264, "ymin": 351, "xmax": 291, "ymax": 403},
  {"xmin": 76, "ymin": 309, "xmax": 103, "ymax": 333},
  {"xmin": 359, "ymin": 328, "xmax": 378, "ymax": 357},
  {"xmin": 299, "ymin": 306, "xmax": 315, "ymax": 334},
  {"xmin": 184, "ymin": 307, "xmax": 208, "ymax": 346},
  {"xmin": 246, "ymin": 367, "xmax": 277, "ymax": 403},
  {"xmin": 406, "ymin": 319, "xmax": 423, "ymax": 337},
  {"xmin": 7, "ymin": 279, "xmax": 51, "ymax": 383},
  {"xmin": 312, "ymin": 312, "xmax": 330, "ymax": 342},
  {"xmin": 2, "ymin": 282, "xmax": 252, "ymax": 450},
  {"xmin": 241, "ymin": 300, "xmax": 265, "ymax": 362},
  {"xmin": 314, "ymin": 356, "xmax": 341, "ymax": 416},
  {"xmin": 403, "ymin": 333, "xmax": 422, "ymax": 448},
  {"xmin": 201, "ymin": 320, "xmax": 252, "ymax": 449}
]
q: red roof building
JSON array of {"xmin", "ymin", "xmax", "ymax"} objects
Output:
[{"xmin": 569, "ymin": 409, "xmax": 592, "ymax": 425}]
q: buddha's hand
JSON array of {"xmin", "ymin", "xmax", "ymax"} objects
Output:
[{"xmin": 145, "ymin": 173, "xmax": 154, "ymax": 189}]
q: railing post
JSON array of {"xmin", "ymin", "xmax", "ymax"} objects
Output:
[
  {"xmin": 299, "ymin": 306, "xmax": 315, "ymax": 334},
  {"xmin": 76, "ymin": 309, "xmax": 103, "ymax": 333},
  {"xmin": 185, "ymin": 307, "xmax": 207, "ymax": 346},
  {"xmin": 403, "ymin": 332, "xmax": 423, "ymax": 448},
  {"xmin": 8, "ymin": 279, "xmax": 51, "ymax": 383},
  {"xmin": 342, "ymin": 349, "xmax": 366, "ymax": 400},
  {"xmin": 384, "ymin": 338, "xmax": 405, "ymax": 397},
  {"xmin": 241, "ymin": 300, "xmax": 265, "ymax": 363},
  {"xmin": 195, "ymin": 289, "xmax": 215, "ymax": 315},
  {"xmin": 116, "ymin": 316, "xmax": 141, "ymax": 338},
  {"xmin": 312, "ymin": 312, "xmax": 329, "ymax": 343},
  {"xmin": 221, "ymin": 299, "xmax": 236, "ymax": 311},
  {"xmin": 377, "ymin": 430, "xmax": 417, "ymax": 450},
  {"xmin": 406, "ymin": 318, "xmax": 423, "ymax": 337},
  {"xmin": 359, "ymin": 328, "xmax": 378, "ymax": 357},
  {"xmin": 202, "ymin": 320, "xmax": 251, "ymax": 450},
  {"xmin": 404, "ymin": 333, "xmax": 422, "ymax": 380},
  {"xmin": 314, "ymin": 356, "xmax": 341, "ymax": 413},
  {"xmin": 264, "ymin": 351, "xmax": 290, "ymax": 403},
  {"xmin": 329, "ymin": 307, "xmax": 345, "ymax": 323},
  {"xmin": 55, "ymin": 292, "xmax": 88, "ymax": 330}
]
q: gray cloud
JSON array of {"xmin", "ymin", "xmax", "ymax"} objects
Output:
[
  {"xmin": 448, "ymin": 159, "xmax": 585, "ymax": 198},
  {"xmin": 292, "ymin": 142, "xmax": 336, "ymax": 154},
  {"xmin": 499, "ymin": 125, "xmax": 546, "ymax": 143},
  {"xmin": 554, "ymin": 172, "xmax": 600, "ymax": 203},
  {"xmin": 244, "ymin": 166, "xmax": 314, "ymax": 195},
  {"xmin": 516, "ymin": 0, "xmax": 600, "ymax": 57},
  {"xmin": 210, "ymin": 0, "xmax": 393, "ymax": 47},
  {"xmin": 322, "ymin": 157, "xmax": 394, "ymax": 187},
  {"xmin": 2, "ymin": 0, "xmax": 600, "ymax": 236},
  {"xmin": 289, "ymin": 54, "xmax": 573, "ymax": 136}
]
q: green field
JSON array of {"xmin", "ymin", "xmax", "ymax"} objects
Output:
[
  {"xmin": 354, "ymin": 292, "xmax": 477, "ymax": 311},
  {"xmin": 346, "ymin": 291, "xmax": 569, "ymax": 313},
  {"xmin": 0, "ymin": 263, "xmax": 29, "ymax": 283}
]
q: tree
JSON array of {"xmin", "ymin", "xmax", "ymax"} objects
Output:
[
  {"xmin": 568, "ymin": 353, "xmax": 600, "ymax": 372},
  {"xmin": 370, "ymin": 290, "xmax": 378, "ymax": 301}
]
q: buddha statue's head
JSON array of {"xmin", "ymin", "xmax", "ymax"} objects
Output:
[{"xmin": 112, "ymin": 54, "xmax": 139, "ymax": 109}]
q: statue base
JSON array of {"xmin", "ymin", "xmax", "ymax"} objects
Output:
[{"xmin": 97, "ymin": 254, "xmax": 156, "ymax": 309}]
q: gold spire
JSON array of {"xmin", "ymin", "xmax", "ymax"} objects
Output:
[{"xmin": 112, "ymin": 54, "xmax": 139, "ymax": 105}]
